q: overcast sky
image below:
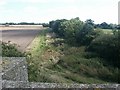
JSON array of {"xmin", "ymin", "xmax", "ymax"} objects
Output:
[{"xmin": 0, "ymin": 0, "xmax": 119, "ymax": 24}]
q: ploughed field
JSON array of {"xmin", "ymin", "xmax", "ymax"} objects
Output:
[{"xmin": 0, "ymin": 25, "xmax": 43, "ymax": 51}]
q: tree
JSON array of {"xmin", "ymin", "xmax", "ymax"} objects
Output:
[
  {"xmin": 50, "ymin": 18, "xmax": 95, "ymax": 45},
  {"xmin": 85, "ymin": 19, "xmax": 94, "ymax": 27},
  {"xmin": 99, "ymin": 22, "xmax": 111, "ymax": 29},
  {"xmin": 59, "ymin": 17, "xmax": 84, "ymax": 43}
]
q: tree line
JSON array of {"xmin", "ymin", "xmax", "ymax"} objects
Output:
[
  {"xmin": 50, "ymin": 19, "xmax": 119, "ymax": 30},
  {"xmin": 0, "ymin": 22, "xmax": 49, "ymax": 27},
  {"xmin": 0, "ymin": 20, "xmax": 119, "ymax": 29}
]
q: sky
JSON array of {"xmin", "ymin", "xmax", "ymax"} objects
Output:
[{"xmin": 0, "ymin": 0, "xmax": 119, "ymax": 24}]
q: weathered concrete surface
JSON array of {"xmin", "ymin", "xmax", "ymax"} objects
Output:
[
  {"xmin": 2, "ymin": 57, "xmax": 28, "ymax": 81},
  {"xmin": 2, "ymin": 81, "xmax": 119, "ymax": 89}
]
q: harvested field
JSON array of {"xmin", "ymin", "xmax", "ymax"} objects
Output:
[{"xmin": 0, "ymin": 26, "xmax": 45, "ymax": 52}]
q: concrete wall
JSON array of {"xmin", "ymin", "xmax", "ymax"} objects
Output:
[
  {"xmin": 2, "ymin": 81, "xmax": 119, "ymax": 89},
  {"xmin": 1, "ymin": 57, "xmax": 29, "ymax": 89},
  {"xmin": 2, "ymin": 57, "xmax": 28, "ymax": 81}
]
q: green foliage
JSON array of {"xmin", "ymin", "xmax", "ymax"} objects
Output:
[
  {"xmin": 95, "ymin": 22, "xmax": 117, "ymax": 29},
  {"xmin": 49, "ymin": 19, "xmax": 67, "ymax": 36},
  {"xmin": 42, "ymin": 23, "xmax": 49, "ymax": 27},
  {"xmin": 27, "ymin": 28, "xmax": 119, "ymax": 83},
  {"xmin": 0, "ymin": 41, "xmax": 25, "ymax": 57},
  {"xmin": 76, "ymin": 23, "xmax": 94, "ymax": 45},
  {"xmin": 50, "ymin": 17, "xmax": 96, "ymax": 45},
  {"xmin": 48, "ymin": 18, "xmax": 119, "ymax": 83},
  {"xmin": 85, "ymin": 19, "xmax": 95, "ymax": 27},
  {"xmin": 87, "ymin": 33, "xmax": 120, "ymax": 68},
  {"xmin": 60, "ymin": 18, "xmax": 84, "ymax": 43},
  {"xmin": 52, "ymin": 45, "xmax": 119, "ymax": 83}
]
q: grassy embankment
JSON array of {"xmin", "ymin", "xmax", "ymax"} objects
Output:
[{"xmin": 27, "ymin": 28, "xmax": 118, "ymax": 83}]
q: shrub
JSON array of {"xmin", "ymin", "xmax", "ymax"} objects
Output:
[
  {"xmin": 49, "ymin": 19, "xmax": 67, "ymax": 37},
  {"xmin": 59, "ymin": 17, "xmax": 84, "ymax": 43},
  {"xmin": 81, "ymin": 28, "xmax": 104, "ymax": 45},
  {"xmin": 87, "ymin": 33, "xmax": 120, "ymax": 68},
  {"xmin": 1, "ymin": 41, "xmax": 25, "ymax": 57},
  {"xmin": 76, "ymin": 23, "xmax": 94, "ymax": 45}
]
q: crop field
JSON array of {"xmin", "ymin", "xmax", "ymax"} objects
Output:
[{"xmin": 1, "ymin": 26, "xmax": 44, "ymax": 52}]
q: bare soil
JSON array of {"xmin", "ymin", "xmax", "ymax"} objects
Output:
[{"xmin": 1, "ymin": 27, "xmax": 44, "ymax": 52}]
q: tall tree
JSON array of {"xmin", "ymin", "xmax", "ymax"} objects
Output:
[{"xmin": 85, "ymin": 19, "xmax": 94, "ymax": 27}]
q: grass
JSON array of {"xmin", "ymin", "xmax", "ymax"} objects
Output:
[
  {"xmin": 27, "ymin": 28, "xmax": 119, "ymax": 83},
  {"xmin": 49, "ymin": 44, "xmax": 119, "ymax": 83},
  {"xmin": 101, "ymin": 29, "xmax": 113, "ymax": 34}
]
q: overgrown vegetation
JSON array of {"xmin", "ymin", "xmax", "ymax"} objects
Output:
[
  {"xmin": 48, "ymin": 18, "xmax": 120, "ymax": 83},
  {"xmin": 87, "ymin": 31, "xmax": 120, "ymax": 68},
  {"xmin": 49, "ymin": 18, "xmax": 119, "ymax": 68},
  {"xmin": 27, "ymin": 18, "xmax": 119, "ymax": 83},
  {"xmin": 0, "ymin": 41, "xmax": 25, "ymax": 57}
]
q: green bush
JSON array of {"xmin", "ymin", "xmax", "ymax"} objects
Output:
[
  {"xmin": 76, "ymin": 23, "xmax": 94, "ymax": 45},
  {"xmin": 60, "ymin": 17, "xmax": 84, "ymax": 43},
  {"xmin": 0, "ymin": 41, "xmax": 25, "ymax": 57},
  {"xmin": 80, "ymin": 28, "xmax": 104, "ymax": 45},
  {"xmin": 49, "ymin": 19, "xmax": 67, "ymax": 37},
  {"xmin": 87, "ymin": 33, "xmax": 120, "ymax": 68}
]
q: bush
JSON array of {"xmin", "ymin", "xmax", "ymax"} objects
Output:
[
  {"xmin": 0, "ymin": 41, "xmax": 25, "ymax": 57},
  {"xmin": 59, "ymin": 17, "xmax": 84, "ymax": 43},
  {"xmin": 87, "ymin": 33, "xmax": 120, "ymax": 68},
  {"xmin": 49, "ymin": 19, "xmax": 67, "ymax": 36},
  {"xmin": 76, "ymin": 23, "xmax": 94, "ymax": 45}
]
